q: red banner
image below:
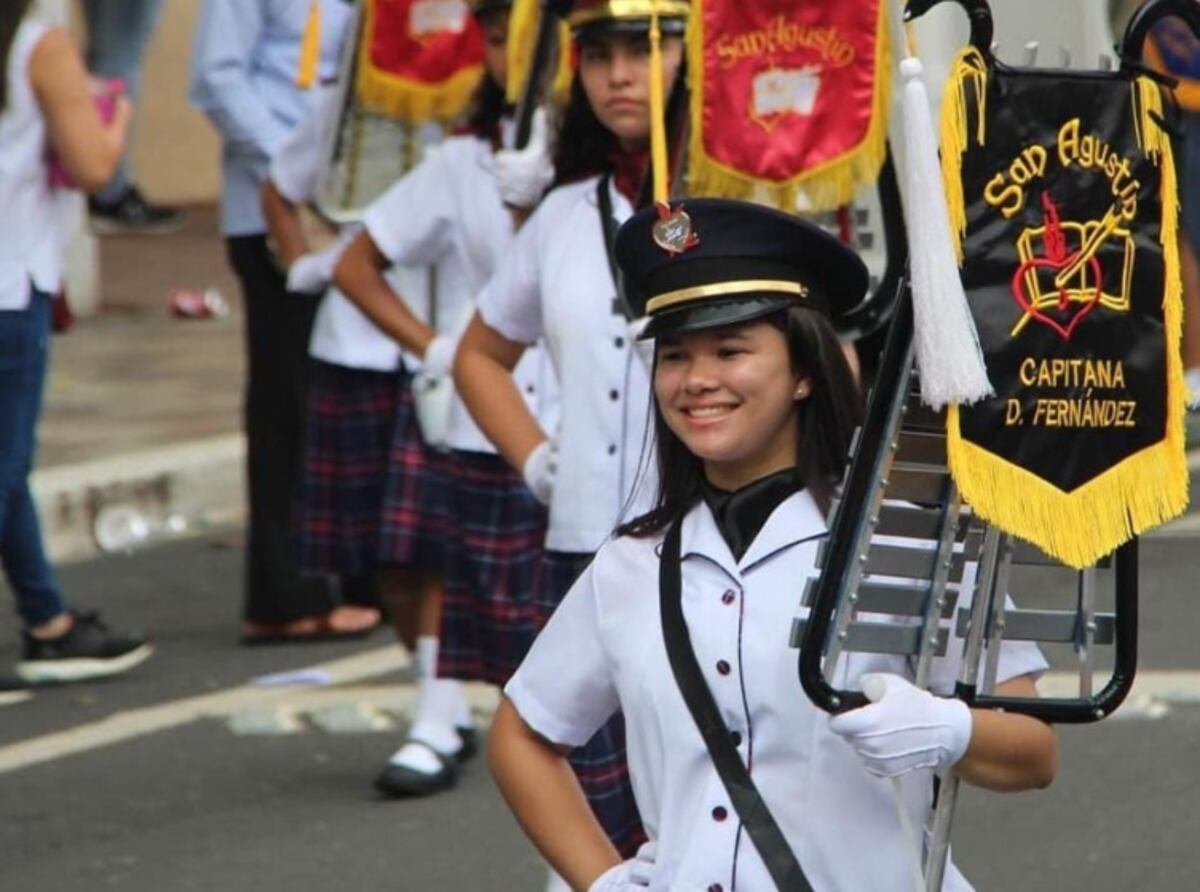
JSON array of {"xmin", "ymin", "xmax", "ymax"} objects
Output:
[
  {"xmin": 687, "ymin": 0, "xmax": 889, "ymax": 211},
  {"xmin": 357, "ymin": 0, "xmax": 485, "ymax": 122}
]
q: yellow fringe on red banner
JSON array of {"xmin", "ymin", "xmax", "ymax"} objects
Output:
[
  {"xmin": 685, "ymin": 0, "xmax": 890, "ymax": 212},
  {"xmin": 944, "ymin": 71, "xmax": 1189, "ymax": 569},
  {"xmin": 356, "ymin": 0, "xmax": 483, "ymax": 123}
]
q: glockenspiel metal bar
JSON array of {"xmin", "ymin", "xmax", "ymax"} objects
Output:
[
  {"xmin": 886, "ymin": 464, "xmax": 952, "ymax": 504},
  {"xmin": 954, "ymin": 608, "xmax": 1116, "ymax": 645},
  {"xmin": 791, "ymin": 618, "xmax": 949, "ymax": 657}
]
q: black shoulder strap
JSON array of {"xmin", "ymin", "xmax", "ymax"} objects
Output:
[
  {"xmin": 597, "ymin": 174, "xmax": 635, "ymax": 321},
  {"xmin": 659, "ymin": 519, "xmax": 814, "ymax": 892}
]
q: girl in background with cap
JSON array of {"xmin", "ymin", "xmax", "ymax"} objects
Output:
[
  {"xmin": 332, "ymin": 0, "xmax": 559, "ymax": 798},
  {"xmin": 488, "ymin": 199, "xmax": 1059, "ymax": 891},
  {"xmin": 454, "ymin": 0, "xmax": 689, "ymax": 869}
]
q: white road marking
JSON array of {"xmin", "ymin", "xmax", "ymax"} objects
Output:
[
  {"xmin": 4, "ymin": 659, "xmax": 1198, "ymax": 771},
  {"xmin": 227, "ymin": 706, "xmax": 307, "ymax": 736},
  {"xmin": 304, "ymin": 702, "xmax": 397, "ymax": 735},
  {"xmin": 0, "ymin": 691, "xmax": 33, "ymax": 708},
  {"xmin": 1037, "ymin": 670, "xmax": 1200, "ymax": 718},
  {"xmin": 0, "ymin": 646, "xmax": 411, "ymax": 776},
  {"xmin": 227, "ymin": 683, "xmax": 501, "ymax": 735}
]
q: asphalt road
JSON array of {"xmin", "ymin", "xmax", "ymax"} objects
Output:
[{"xmin": 1, "ymin": 532, "xmax": 1197, "ymax": 891}]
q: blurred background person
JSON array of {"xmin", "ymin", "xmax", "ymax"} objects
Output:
[
  {"xmin": 80, "ymin": 0, "xmax": 183, "ymax": 233},
  {"xmin": 0, "ymin": 0, "xmax": 152, "ymax": 684},
  {"xmin": 1143, "ymin": 11, "xmax": 1200, "ymax": 417},
  {"xmin": 189, "ymin": 0, "xmax": 379, "ymax": 644}
]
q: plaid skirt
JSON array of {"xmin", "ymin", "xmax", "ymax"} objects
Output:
[
  {"xmin": 296, "ymin": 360, "xmax": 400, "ymax": 577},
  {"xmin": 438, "ymin": 451, "xmax": 547, "ymax": 686},
  {"xmin": 377, "ymin": 377, "xmax": 454, "ymax": 570},
  {"xmin": 534, "ymin": 550, "xmax": 647, "ymax": 859}
]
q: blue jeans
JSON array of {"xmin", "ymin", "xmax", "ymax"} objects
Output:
[
  {"xmin": 81, "ymin": 0, "xmax": 168, "ymax": 204},
  {"xmin": 0, "ymin": 291, "xmax": 68, "ymax": 628}
]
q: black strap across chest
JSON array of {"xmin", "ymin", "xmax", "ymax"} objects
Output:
[
  {"xmin": 659, "ymin": 519, "xmax": 814, "ymax": 892},
  {"xmin": 597, "ymin": 174, "xmax": 635, "ymax": 321}
]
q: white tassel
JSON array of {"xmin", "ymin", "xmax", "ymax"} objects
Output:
[{"xmin": 900, "ymin": 56, "xmax": 993, "ymax": 409}]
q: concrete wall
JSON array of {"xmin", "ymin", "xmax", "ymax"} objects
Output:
[{"xmin": 128, "ymin": 0, "xmax": 222, "ymax": 205}]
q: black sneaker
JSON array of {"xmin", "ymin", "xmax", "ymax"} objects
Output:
[
  {"xmin": 17, "ymin": 610, "xmax": 154, "ymax": 684},
  {"xmin": 89, "ymin": 185, "xmax": 184, "ymax": 235}
]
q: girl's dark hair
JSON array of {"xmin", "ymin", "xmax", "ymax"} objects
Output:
[
  {"xmin": 551, "ymin": 35, "xmax": 688, "ymax": 188},
  {"xmin": 1, "ymin": 0, "xmax": 35, "ymax": 111},
  {"xmin": 465, "ymin": 69, "xmax": 508, "ymax": 146},
  {"xmin": 617, "ymin": 307, "xmax": 864, "ymax": 538}
]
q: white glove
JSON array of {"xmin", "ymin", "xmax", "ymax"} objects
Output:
[
  {"xmin": 828, "ymin": 673, "xmax": 972, "ymax": 779},
  {"xmin": 627, "ymin": 316, "xmax": 655, "ymax": 371},
  {"xmin": 422, "ymin": 335, "xmax": 458, "ymax": 379},
  {"xmin": 587, "ymin": 841, "xmax": 657, "ymax": 891},
  {"xmin": 494, "ymin": 108, "xmax": 554, "ymax": 209},
  {"xmin": 286, "ymin": 249, "xmax": 336, "ymax": 295},
  {"xmin": 521, "ymin": 440, "xmax": 556, "ymax": 506}
]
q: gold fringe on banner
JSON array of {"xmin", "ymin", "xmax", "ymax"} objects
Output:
[
  {"xmin": 945, "ymin": 74, "xmax": 1189, "ymax": 570},
  {"xmin": 356, "ymin": 0, "xmax": 483, "ymax": 123},
  {"xmin": 506, "ymin": 0, "xmax": 573, "ymax": 107},
  {"xmin": 685, "ymin": 0, "xmax": 890, "ymax": 212},
  {"xmin": 938, "ymin": 46, "xmax": 988, "ymax": 264}
]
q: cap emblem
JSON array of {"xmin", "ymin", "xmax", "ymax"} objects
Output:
[{"xmin": 652, "ymin": 202, "xmax": 700, "ymax": 256}]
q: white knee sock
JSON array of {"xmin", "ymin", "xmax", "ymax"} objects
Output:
[
  {"xmin": 390, "ymin": 636, "xmax": 467, "ymax": 774},
  {"xmin": 415, "ymin": 635, "xmax": 438, "ymax": 680}
]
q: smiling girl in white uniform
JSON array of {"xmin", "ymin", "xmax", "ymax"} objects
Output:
[
  {"xmin": 489, "ymin": 199, "xmax": 1058, "ymax": 892},
  {"xmin": 453, "ymin": 0, "xmax": 690, "ymax": 861},
  {"xmin": 332, "ymin": 0, "xmax": 559, "ymax": 798}
]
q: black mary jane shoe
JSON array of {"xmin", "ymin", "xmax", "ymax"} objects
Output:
[
  {"xmin": 455, "ymin": 726, "xmax": 479, "ymax": 764},
  {"xmin": 373, "ymin": 741, "xmax": 458, "ymax": 798}
]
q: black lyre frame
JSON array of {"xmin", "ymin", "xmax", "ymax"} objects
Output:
[
  {"xmin": 512, "ymin": 0, "xmax": 574, "ymax": 148},
  {"xmin": 798, "ymin": 0, "xmax": 1198, "ymax": 725}
]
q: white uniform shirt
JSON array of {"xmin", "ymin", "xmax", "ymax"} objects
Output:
[
  {"xmin": 189, "ymin": 0, "xmax": 353, "ymax": 235},
  {"xmin": 478, "ymin": 177, "xmax": 656, "ymax": 552},
  {"xmin": 268, "ymin": 86, "xmax": 423, "ymax": 372},
  {"xmin": 506, "ymin": 490, "xmax": 1048, "ymax": 891},
  {"xmin": 0, "ymin": 21, "xmax": 59, "ymax": 309},
  {"xmin": 362, "ymin": 135, "xmax": 557, "ymax": 454}
]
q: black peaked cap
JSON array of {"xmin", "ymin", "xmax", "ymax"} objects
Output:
[{"xmin": 614, "ymin": 198, "xmax": 868, "ymax": 339}]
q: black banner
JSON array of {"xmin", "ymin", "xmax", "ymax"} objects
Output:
[{"xmin": 942, "ymin": 49, "xmax": 1187, "ymax": 568}]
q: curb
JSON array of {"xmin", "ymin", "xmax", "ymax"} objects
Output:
[
  {"xmin": 31, "ymin": 434, "xmax": 245, "ymax": 564},
  {"xmin": 24, "ymin": 440, "xmax": 1200, "ymax": 564}
]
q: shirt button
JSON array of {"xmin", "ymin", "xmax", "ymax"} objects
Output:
[
  {"xmin": 607, "ymin": 444, "xmax": 617, "ymax": 456},
  {"xmin": 609, "ymin": 389, "xmax": 619, "ymax": 401},
  {"xmin": 708, "ymin": 885, "xmax": 724, "ymax": 892},
  {"xmin": 614, "ymin": 336, "xmax": 626, "ymax": 348},
  {"xmin": 730, "ymin": 730, "xmax": 742, "ymax": 746},
  {"xmin": 525, "ymin": 385, "xmax": 535, "ymax": 394},
  {"xmin": 716, "ymin": 660, "xmax": 731, "ymax": 676},
  {"xmin": 712, "ymin": 805, "xmax": 728, "ymax": 822},
  {"xmin": 721, "ymin": 589, "xmax": 736, "ymax": 605}
]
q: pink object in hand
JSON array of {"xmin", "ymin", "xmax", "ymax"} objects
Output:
[{"xmin": 46, "ymin": 77, "xmax": 126, "ymax": 190}]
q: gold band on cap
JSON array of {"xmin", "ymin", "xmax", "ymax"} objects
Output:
[
  {"xmin": 568, "ymin": 0, "xmax": 690, "ymax": 29},
  {"xmin": 646, "ymin": 279, "xmax": 809, "ymax": 315}
]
